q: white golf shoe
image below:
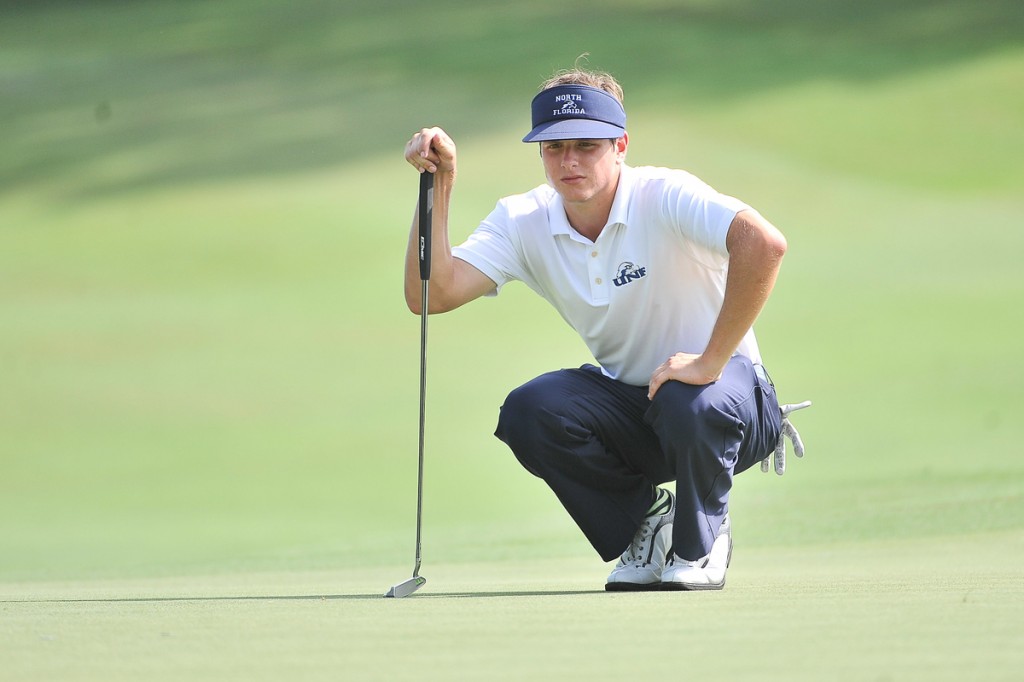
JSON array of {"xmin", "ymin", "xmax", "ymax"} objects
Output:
[
  {"xmin": 605, "ymin": 492, "xmax": 674, "ymax": 592},
  {"xmin": 661, "ymin": 515, "xmax": 732, "ymax": 591}
]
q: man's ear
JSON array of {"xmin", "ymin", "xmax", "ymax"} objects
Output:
[{"xmin": 615, "ymin": 133, "xmax": 629, "ymax": 160}]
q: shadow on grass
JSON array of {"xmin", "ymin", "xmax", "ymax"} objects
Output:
[
  {"xmin": 4, "ymin": 589, "xmax": 608, "ymax": 603},
  {"xmin": 422, "ymin": 589, "xmax": 608, "ymax": 599}
]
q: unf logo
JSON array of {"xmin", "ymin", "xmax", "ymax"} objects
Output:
[
  {"xmin": 553, "ymin": 93, "xmax": 586, "ymax": 116},
  {"xmin": 613, "ymin": 262, "xmax": 647, "ymax": 287}
]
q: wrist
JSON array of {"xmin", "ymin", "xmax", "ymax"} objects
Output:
[{"xmin": 697, "ymin": 352, "xmax": 729, "ymax": 382}]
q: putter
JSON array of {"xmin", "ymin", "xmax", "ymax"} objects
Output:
[{"xmin": 385, "ymin": 170, "xmax": 433, "ymax": 599}]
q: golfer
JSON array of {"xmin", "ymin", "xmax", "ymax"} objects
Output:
[{"xmin": 403, "ymin": 66, "xmax": 804, "ymax": 591}]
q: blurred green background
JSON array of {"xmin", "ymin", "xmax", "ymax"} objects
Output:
[{"xmin": 2, "ymin": 0, "xmax": 1023, "ymax": 679}]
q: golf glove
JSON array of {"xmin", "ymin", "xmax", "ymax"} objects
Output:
[{"xmin": 762, "ymin": 400, "xmax": 812, "ymax": 475}]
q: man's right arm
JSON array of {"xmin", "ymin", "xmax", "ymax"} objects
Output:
[{"xmin": 403, "ymin": 127, "xmax": 496, "ymax": 314}]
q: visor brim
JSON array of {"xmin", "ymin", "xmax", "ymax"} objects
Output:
[{"xmin": 522, "ymin": 120, "xmax": 626, "ymax": 143}]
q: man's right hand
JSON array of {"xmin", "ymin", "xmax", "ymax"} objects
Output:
[
  {"xmin": 404, "ymin": 127, "xmax": 457, "ymax": 176},
  {"xmin": 401, "ymin": 126, "xmax": 493, "ymax": 314}
]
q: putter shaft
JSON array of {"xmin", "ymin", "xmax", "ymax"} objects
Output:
[
  {"xmin": 384, "ymin": 171, "xmax": 433, "ymax": 598},
  {"xmin": 414, "ymin": 278, "xmax": 427, "ymax": 579}
]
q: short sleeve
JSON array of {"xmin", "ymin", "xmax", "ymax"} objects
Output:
[
  {"xmin": 657, "ymin": 170, "xmax": 750, "ymax": 266},
  {"xmin": 451, "ymin": 199, "xmax": 525, "ymax": 294}
]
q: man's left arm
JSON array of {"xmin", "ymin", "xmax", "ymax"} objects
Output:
[{"xmin": 648, "ymin": 210, "xmax": 787, "ymax": 398}]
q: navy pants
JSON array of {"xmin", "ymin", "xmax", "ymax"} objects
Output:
[{"xmin": 495, "ymin": 355, "xmax": 782, "ymax": 562}]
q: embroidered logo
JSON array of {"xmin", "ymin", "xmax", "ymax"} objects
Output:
[
  {"xmin": 612, "ymin": 262, "xmax": 647, "ymax": 287},
  {"xmin": 553, "ymin": 93, "xmax": 586, "ymax": 116}
]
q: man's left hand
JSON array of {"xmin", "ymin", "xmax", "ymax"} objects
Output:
[{"xmin": 648, "ymin": 352, "xmax": 723, "ymax": 400}]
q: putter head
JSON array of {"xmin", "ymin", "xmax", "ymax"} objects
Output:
[{"xmin": 384, "ymin": 575, "xmax": 426, "ymax": 598}]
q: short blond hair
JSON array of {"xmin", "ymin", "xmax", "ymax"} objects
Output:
[{"xmin": 539, "ymin": 56, "xmax": 624, "ymax": 104}]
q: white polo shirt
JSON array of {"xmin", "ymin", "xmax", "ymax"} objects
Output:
[{"xmin": 451, "ymin": 164, "xmax": 761, "ymax": 387}]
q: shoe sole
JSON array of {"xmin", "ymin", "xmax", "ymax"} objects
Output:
[
  {"xmin": 604, "ymin": 581, "xmax": 663, "ymax": 592},
  {"xmin": 605, "ymin": 580, "xmax": 725, "ymax": 592},
  {"xmin": 659, "ymin": 578, "xmax": 726, "ymax": 591}
]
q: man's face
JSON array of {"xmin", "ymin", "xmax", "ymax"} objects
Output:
[{"xmin": 540, "ymin": 136, "xmax": 628, "ymax": 207}]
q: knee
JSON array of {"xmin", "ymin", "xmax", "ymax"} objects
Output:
[
  {"xmin": 498, "ymin": 381, "xmax": 542, "ymax": 434},
  {"xmin": 496, "ymin": 377, "xmax": 564, "ymax": 449},
  {"xmin": 648, "ymin": 380, "xmax": 707, "ymax": 426},
  {"xmin": 496, "ymin": 375, "xmax": 586, "ymax": 477},
  {"xmin": 647, "ymin": 381, "xmax": 735, "ymax": 438}
]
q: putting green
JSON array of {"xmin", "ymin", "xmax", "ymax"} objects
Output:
[{"xmin": 4, "ymin": 530, "xmax": 1021, "ymax": 681}]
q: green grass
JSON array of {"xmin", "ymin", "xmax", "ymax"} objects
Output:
[
  {"xmin": 4, "ymin": 534, "xmax": 1022, "ymax": 681},
  {"xmin": 2, "ymin": 0, "xmax": 1023, "ymax": 679}
]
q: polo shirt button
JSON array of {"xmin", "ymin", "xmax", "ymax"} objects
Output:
[
  {"xmin": 595, "ymin": 278, "xmax": 603, "ymax": 285},
  {"xmin": 591, "ymin": 251, "xmax": 598, "ymax": 258}
]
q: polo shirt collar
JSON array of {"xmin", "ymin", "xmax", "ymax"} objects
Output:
[
  {"xmin": 547, "ymin": 164, "xmax": 636, "ymax": 240},
  {"xmin": 606, "ymin": 164, "xmax": 634, "ymax": 229}
]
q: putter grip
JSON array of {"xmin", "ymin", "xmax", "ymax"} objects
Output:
[{"xmin": 418, "ymin": 171, "xmax": 433, "ymax": 281}]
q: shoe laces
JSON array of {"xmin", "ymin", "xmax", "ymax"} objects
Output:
[
  {"xmin": 618, "ymin": 491, "xmax": 674, "ymax": 567},
  {"xmin": 621, "ymin": 517, "xmax": 657, "ymax": 565}
]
